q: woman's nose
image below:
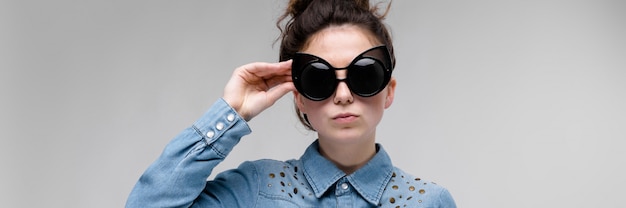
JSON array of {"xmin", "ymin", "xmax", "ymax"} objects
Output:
[{"xmin": 333, "ymin": 81, "xmax": 354, "ymax": 104}]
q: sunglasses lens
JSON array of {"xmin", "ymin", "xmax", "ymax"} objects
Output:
[
  {"xmin": 348, "ymin": 58, "xmax": 385, "ymax": 96},
  {"xmin": 300, "ymin": 62, "xmax": 336, "ymax": 100}
]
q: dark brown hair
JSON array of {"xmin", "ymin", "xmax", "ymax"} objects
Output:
[{"xmin": 277, "ymin": 0, "xmax": 395, "ymax": 130}]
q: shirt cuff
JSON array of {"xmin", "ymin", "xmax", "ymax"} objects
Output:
[{"xmin": 192, "ymin": 98, "xmax": 252, "ymax": 155}]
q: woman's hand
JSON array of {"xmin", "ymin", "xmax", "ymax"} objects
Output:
[{"xmin": 222, "ymin": 60, "xmax": 295, "ymax": 121}]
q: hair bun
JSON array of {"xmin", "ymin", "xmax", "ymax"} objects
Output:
[
  {"xmin": 354, "ymin": 0, "xmax": 372, "ymax": 12},
  {"xmin": 286, "ymin": 0, "xmax": 313, "ymax": 18},
  {"xmin": 287, "ymin": 0, "xmax": 375, "ymax": 17}
]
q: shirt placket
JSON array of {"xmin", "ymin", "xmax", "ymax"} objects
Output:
[{"xmin": 335, "ymin": 177, "xmax": 353, "ymax": 208}]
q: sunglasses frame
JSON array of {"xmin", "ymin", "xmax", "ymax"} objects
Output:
[{"xmin": 292, "ymin": 45, "xmax": 393, "ymax": 101}]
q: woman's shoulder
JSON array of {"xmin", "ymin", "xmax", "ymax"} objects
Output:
[
  {"xmin": 239, "ymin": 158, "xmax": 305, "ymax": 186},
  {"xmin": 239, "ymin": 158, "xmax": 314, "ymax": 202},
  {"xmin": 380, "ymin": 167, "xmax": 456, "ymax": 207},
  {"xmin": 242, "ymin": 158, "xmax": 302, "ymax": 173}
]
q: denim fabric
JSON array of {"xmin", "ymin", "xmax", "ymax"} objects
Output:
[{"xmin": 126, "ymin": 99, "xmax": 456, "ymax": 208}]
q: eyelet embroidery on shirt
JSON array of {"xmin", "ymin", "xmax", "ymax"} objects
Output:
[
  {"xmin": 267, "ymin": 164, "xmax": 313, "ymax": 200},
  {"xmin": 268, "ymin": 166, "xmax": 439, "ymax": 206},
  {"xmin": 379, "ymin": 172, "xmax": 434, "ymax": 207}
]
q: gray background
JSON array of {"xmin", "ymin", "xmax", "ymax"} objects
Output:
[{"xmin": 2, "ymin": 0, "xmax": 625, "ymax": 207}]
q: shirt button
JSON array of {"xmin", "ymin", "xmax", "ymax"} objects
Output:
[
  {"xmin": 341, "ymin": 183, "xmax": 349, "ymax": 190},
  {"xmin": 206, "ymin": 131, "xmax": 215, "ymax": 138},
  {"xmin": 226, "ymin": 113, "xmax": 235, "ymax": 122},
  {"xmin": 216, "ymin": 122, "xmax": 224, "ymax": 130}
]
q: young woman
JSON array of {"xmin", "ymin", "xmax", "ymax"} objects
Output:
[{"xmin": 126, "ymin": 0, "xmax": 456, "ymax": 207}]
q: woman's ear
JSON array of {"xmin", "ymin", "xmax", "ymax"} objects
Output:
[
  {"xmin": 293, "ymin": 91, "xmax": 307, "ymax": 113},
  {"xmin": 384, "ymin": 77, "xmax": 396, "ymax": 109}
]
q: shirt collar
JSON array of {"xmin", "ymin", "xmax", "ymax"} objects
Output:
[{"xmin": 301, "ymin": 140, "xmax": 394, "ymax": 205}]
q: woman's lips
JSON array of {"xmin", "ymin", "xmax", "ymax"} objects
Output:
[{"xmin": 333, "ymin": 113, "xmax": 358, "ymax": 123}]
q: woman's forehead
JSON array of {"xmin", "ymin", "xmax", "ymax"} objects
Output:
[{"xmin": 302, "ymin": 25, "xmax": 379, "ymax": 67}]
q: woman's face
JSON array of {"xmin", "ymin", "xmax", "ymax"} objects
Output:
[{"xmin": 294, "ymin": 24, "xmax": 396, "ymax": 145}]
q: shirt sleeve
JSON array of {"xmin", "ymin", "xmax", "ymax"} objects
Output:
[{"xmin": 125, "ymin": 98, "xmax": 252, "ymax": 208}]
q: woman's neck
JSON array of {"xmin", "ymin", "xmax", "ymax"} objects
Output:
[{"xmin": 317, "ymin": 138, "xmax": 377, "ymax": 175}]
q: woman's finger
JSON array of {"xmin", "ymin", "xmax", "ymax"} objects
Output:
[
  {"xmin": 240, "ymin": 60, "xmax": 292, "ymax": 78},
  {"xmin": 263, "ymin": 74, "xmax": 293, "ymax": 89},
  {"xmin": 264, "ymin": 81, "xmax": 296, "ymax": 106}
]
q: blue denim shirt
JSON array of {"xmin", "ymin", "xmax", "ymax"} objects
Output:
[{"xmin": 126, "ymin": 99, "xmax": 456, "ymax": 208}]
